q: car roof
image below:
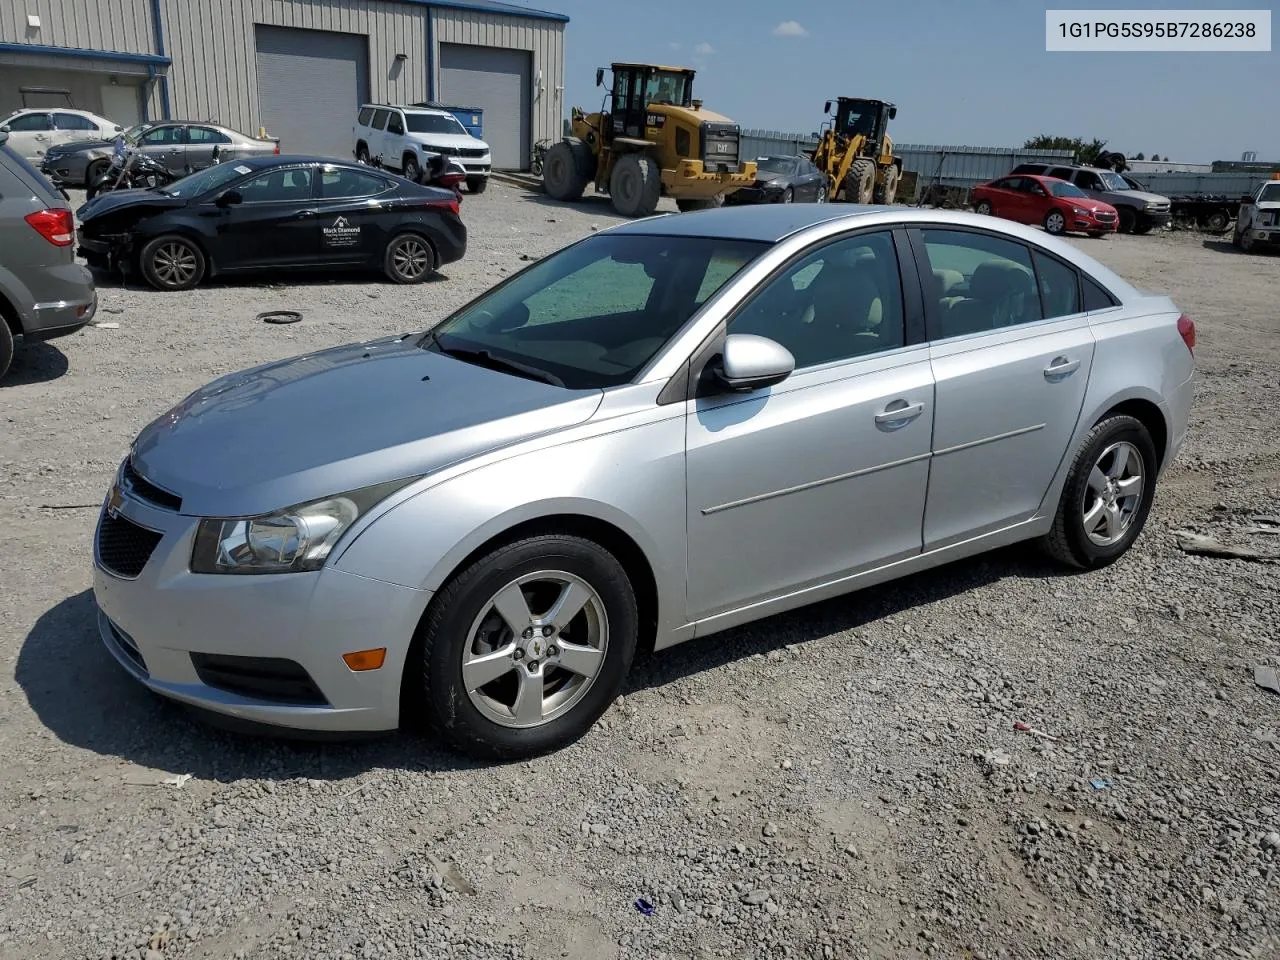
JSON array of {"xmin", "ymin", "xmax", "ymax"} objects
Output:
[
  {"xmin": 362, "ymin": 103, "xmax": 451, "ymax": 116},
  {"xmin": 228, "ymin": 154, "xmax": 366, "ymax": 169},
  {"xmin": 608, "ymin": 205, "xmax": 891, "ymax": 242}
]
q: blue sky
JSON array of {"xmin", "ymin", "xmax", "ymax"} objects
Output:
[{"xmin": 534, "ymin": 0, "xmax": 1277, "ymax": 162}]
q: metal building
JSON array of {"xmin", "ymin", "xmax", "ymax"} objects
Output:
[{"xmin": 0, "ymin": 0, "xmax": 568, "ymax": 170}]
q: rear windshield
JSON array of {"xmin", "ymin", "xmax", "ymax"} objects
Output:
[
  {"xmin": 0, "ymin": 143, "xmax": 63, "ymax": 206},
  {"xmin": 406, "ymin": 113, "xmax": 468, "ymax": 135}
]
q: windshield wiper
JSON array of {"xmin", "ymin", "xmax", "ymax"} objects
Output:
[{"xmin": 426, "ymin": 332, "xmax": 564, "ymax": 387}]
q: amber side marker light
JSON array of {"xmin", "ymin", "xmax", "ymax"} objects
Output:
[{"xmin": 342, "ymin": 648, "xmax": 387, "ymax": 671}]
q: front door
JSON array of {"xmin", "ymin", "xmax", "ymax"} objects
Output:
[
  {"xmin": 207, "ymin": 165, "xmax": 320, "ymax": 269},
  {"xmin": 685, "ymin": 228, "xmax": 934, "ymax": 622},
  {"xmin": 135, "ymin": 124, "xmax": 189, "ymax": 174},
  {"xmin": 912, "ymin": 226, "xmax": 1096, "ymax": 550}
]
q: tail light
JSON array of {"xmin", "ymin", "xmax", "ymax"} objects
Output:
[
  {"xmin": 25, "ymin": 208, "xmax": 74, "ymax": 247},
  {"xmin": 437, "ymin": 172, "xmax": 466, "ymax": 190},
  {"xmin": 429, "ymin": 198, "xmax": 461, "ymax": 217},
  {"xmin": 273, "ymin": 141, "xmax": 280, "ymax": 155},
  {"xmin": 1177, "ymin": 313, "xmax": 1196, "ymax": 354}
]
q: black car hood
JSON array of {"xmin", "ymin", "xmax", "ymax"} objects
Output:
[
  {"xmin": 47, "ymin": 137, "xmax": 115, "ymax": 156},
  {"xmin": 78, "ymin": 189, "xmax": 185, "ymax": 222}
]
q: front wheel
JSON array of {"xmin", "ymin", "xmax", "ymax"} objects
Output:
[
  {"xmin": 416, "ymin": 534, "xmax": 639, "ymax": 759},
  {"xmin": 1117, "ymin": 207, "xmax": 1136, "ymax": 234},
  {"xmin": 356, "ymin": 144, "xmax": 370, "ymax": 165},
  {"xmin": 974, "ymin": 200, "xmax": 993, "ymax": 216},
  {"xmin": 1131, "ymin": 222, "xmax": 1154, "ymax": 236},
  {"xmin": 466, "ymin": 175, "xmax": 488, "ymax": 194},
  {"xmin": 402, "ymin": 154, "xmax": 421, "ymax": 182},
  {"xmin": 139, "ymin": 235, "xmax": 206, "ymax": 291},
  {"xmin": 383, "ymin": 232, "xmax": 435, "ymax": 284},
  {"xmin": 1087, "ymin": 231, "xmax": 1106, "ymax": 239},
  {"xmin": 1044, "ymin": 210, "xmax": 1067, "ymax": 235},
  {"xmin": 1040, "ymin": 414, "xmax": 1158, "ymax": 569},
  {"xmin": 0, "ymin": 319, "xmax": 13, "ymax": 382}
]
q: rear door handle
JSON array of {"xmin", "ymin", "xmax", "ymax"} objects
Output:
[
  {"xmin": 875, "ymin": 400, "xmax": 925, "ymax": 427},
  {"xmin": 1043, "ymin": 357, "xmax": 1081, "ymax": 380}
]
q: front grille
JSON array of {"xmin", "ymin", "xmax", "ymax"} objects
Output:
[
  {"xmin": 123, "ymin": 460, "xmax": 182, "ymax": 511},
  {"xmin": 700, "ymin": 120, "xmax": 740, "ymax": 172},
  {"xmin": 459, "ymin": 147, "xmax": 486, "ymax": 158},
  {"xmin": 96, "ymin": 511, "xmax": 163, "ymax": 578},
  {"xmin": 1095, "ymin": 212, "xmax": 1117, "ymax": 222},
  {"xmin": 190, "ymin": 654, "xmax": 329, "ymax": 706},
  {"xmin": 104, "ymin": 618, "xmax": 149, "ymax": 675}
]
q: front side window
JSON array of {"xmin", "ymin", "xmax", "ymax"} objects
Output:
[
  {"xmin": 7, "ymin": 113, "xmax": 52, "ymax": 132},
  {"xmin": 1047, "ymin": 180, "xmax": 1088, "ymax": 198},
  {"xmin": 1097, "ymin": 171, "xmax": 1129, "ymax": 191},
  {"xmin": 919, "ymin": 229, "xmax": 1042, "ymax": 338},
  {"xmin": 387, "ymin": 112, "xmax": 405, "ymax": 135},
  {"xmin": 237, "ymin": 167, "xmax": 314, "ymax": 202},
  {"xmin": 54, "ymin": 112, "xmax": 99, "ymax": 131},
  {"xmin": 140, "ymin": 125, "xmax": 185, "ymax": 146},
  {"xmin": 423, "ymin": 234, "xmax": 769, "ymax": 389},
  {"xmin": 729, "ymin": 231, "xmax": 906, "ymax": 369}
]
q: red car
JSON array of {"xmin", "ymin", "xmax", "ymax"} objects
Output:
[{"xmin": 971, "ymin": 174, "xmax": 1118, "ymax": 238}]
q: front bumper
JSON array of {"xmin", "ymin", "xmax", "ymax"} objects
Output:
[
  {"xmin": 723, "ymin": 185, "xmax": 789, "ymax": 205},
  {"xmin": 1138, "ymin": 210, "xmax": 1171, "ymax": 228},
  {"xmin": 90, "ymin": 479, "xmax": 431, "ymax": 733},
  {"xmin": 1070, "ymin": 211, "xmax": 1118, "ymax": 232},
  {"xmin": 662, "ymin": 159, "xmax": 759, "ymax": 200},
  {"xmin": 1240, "ymin": 226, "xmax": 1280, "ymax": 245}
]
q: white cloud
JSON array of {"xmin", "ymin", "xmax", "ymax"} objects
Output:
[
  {"xmin": 693, "ymin": 41, "xmax": 715, "ymax": 55},
  {"xmin": 772, "ymin": 20, "xmax": 809, "ymax": 37}
]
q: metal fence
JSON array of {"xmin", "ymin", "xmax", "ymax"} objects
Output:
[{"xmin": 1125, "ymin": 172, "xmax": 1266, "ymax": 198}]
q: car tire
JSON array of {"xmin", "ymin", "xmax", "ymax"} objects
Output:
[
  {"xmin": 85, "ymin": 159, "xmax": 109, "ymax": 190},
  {"xmin": 1131, "ymin": 222, "xmax": 1154, "ymax": 235},
  {"xmin": 1117, "ymin": 207, "xmax": 1136, "ymax": 234},
  {"xmin": 1204, "ymin": 209, "xmax": 1230, "ymax": 233},
  {"xmin": 139, "ymin": 235, "xmax": 206, "ymax": 291},
  {"xmin": 780, "ymin": 187, "xmax": 794, "ymax": 204},
  {"xmin": 842, "ymin": 158, "xmax": 875, "ymax": 203},
  {"xmin": 403, "ymin": 154, "xmax": 421, "ymax": 182},
  {"xmin": 1043, "ymin": 210, "xmax": 1067, "ymax": 235},
  {"xmin": 466, "ymin": 175, "xmax": 488, "ymax": 194},
  {"xmin": 1040, "ymin": 414, "xmax": 1159, "ymax": 570},
  {"xmin": 383, "ymin": 232, "xmax": 436, "ymax": 284},
  {"xmin": 609, "ymin": 153, "xmax": 661, "ymax": 217},
  {"xmin": 815, "ymin": 184, "xmax": 827, "ymax": 204},
  {"xmin": 356, "ymin": 143, "xmax": 370, "ymax": 165},
  {"xmin": 975, "ymin": 200, "xmax": 993, "ymax": 216},
  {"xmin": 676, "ymin": 198, "xmax": 717, "ymax": 212},
  {"xmin": 0, "ymin": 320, "xmax": 13, "ymax": 382},
  {"xmin": 415, "ymin": 534, "xmax": 639, "ymax": 760}
]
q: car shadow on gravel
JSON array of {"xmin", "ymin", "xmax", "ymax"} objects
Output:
[
  {"xmin": 85, "ymin": 269, "xmax": 454, "ymax": 291},
  {"xmin": 2, "ymin": 342, "xmax": 70, "ymax": 386},
  {"xmin": 16, "ymin": 590, "xmax": 488, "ymax": 783}
]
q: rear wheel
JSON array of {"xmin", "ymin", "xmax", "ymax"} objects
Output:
[
  {"xmin": 1204, "ymin": 209, "xmax": 1229, "ymax": 233},
  {"xmin": 415, "ymin": 534, "xmax": 639, "ymax": 759},
  {"xmin": 383, "ymin": 232, "xmax": 435, "ymax": 284},
  {"xmin": 542, "ymin": 141, "xmax": 589, "ymax": 201},
  {"xmin": 609, "ymin": 153, "xmax": 661, "ymax": 217},
  {"xmin": 1040, "ymin": 415, "xmax": 1158, "ymax": 569},
  {"xmin": 873, "ymin": 165, "xmax": 899, "ymax": 204},
  {"xmin": 0, "ymin": 320, "xmax": 13, "ymax": 382},
  {"xmin": 676, "ymin": 197, "xmax": 718, "ymax": 212},
  {"xmin": 1044, "ymin": 209, "xmax": 1067, "ymax": 235},
  {"xmin": 466, "ymin": 175, "xmax": 488, "ymax": 194},
  {"xmin": 139, "ymin": 235, "xmax": 206, "ymax": 291}
]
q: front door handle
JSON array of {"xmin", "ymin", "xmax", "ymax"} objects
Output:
[
  {"xmin": 1043, "ymin": 357, "xmax": 1081, "ymax": 380},
  {"xmin": 875, "ymin": 400, "xmax": 925, "ymax": 428},
  {"xmin": 297, "ymin": 209, "xmax": 317, "ymax": 218}
]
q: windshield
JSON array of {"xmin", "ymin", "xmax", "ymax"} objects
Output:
[
  {"xmin": 160, "ymin": 161, "xmax": 253, "ymax": 198},
  {"xmin": 407, "ymin": 113, "xmax": 468, "ymax": 135},
  {"xmin": 643, "ymin": 71, "xmax": 690, "ymax": 106},
  {"xmin": 122, "ymin": 123, "xmax": 154, "ymax": 145},
  {"xmin": 422, "ymin": 233, "xmax": 769, "ymax": 389},
  {"xmin": 1047, "ymin": 180, "xmax": 1088, "ymax": 198},
  {"xmin": 755, "ymin": 157, "xmax": 794, "ymax": 174},
  {"xmin": 1258, "ymin": 183, "xmax": 1280, "ymax": 203},
  {"xmin": 1097, "ymin": 171, "xmax": 1129, "ymax": 191}
]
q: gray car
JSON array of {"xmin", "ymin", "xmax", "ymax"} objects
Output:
[
  {"xmin": 91, "ymin": 203, "xmax": 1196, "ymax": 759},
  {"xmin": 0, "ymin": 133, "xmax": 97, "ymax": 380}
]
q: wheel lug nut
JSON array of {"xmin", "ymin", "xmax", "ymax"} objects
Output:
[
  {"xmin": 547, "ymin": 645, "xmax": 558, "ymax": 656},
  {"xmin": 542, "ymin": 626, "xmax": 554, "ymax": 637},
  {"xmin": 513, "ymin": 649, "xmax": 524, "ymax": 660},
  {"xmin": 522, "ymin": 628, "xmax": 533, "ymax": 640},
  {"xmin": 528, "ymin": 660, "xmax": 540, "ymax": 671}
]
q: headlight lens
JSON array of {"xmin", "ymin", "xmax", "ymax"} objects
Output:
[
  {"xmin": 190, "ymin": 478, "xmax": 416, "ymax": 575},
  {"xmin": 1072, "ymin": 206, "xmax": 1089, "ymax": 215}
]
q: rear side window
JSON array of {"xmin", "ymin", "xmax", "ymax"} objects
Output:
[
  {"xmin": 370, "ymin": 109, "xmax": 389, "ymax": 131},
  {"xmin": 1032, "ymin": 251, "xmax": 1081, "ymax": 318},
  {"xmin": 7, "ymin": 112, "xmax": 52, "ymax": 131},
  {"xmin": 358, "ymin": 106, "xmax": 374, "ymax": 126},
  {"xmin": 319, "ymin": 167, "xmax": 390, "ymax": 198},
  {"xmin": 918, "ymin": 228, "xmax": 1042, "ymax": 339},
  {"xmin": 188, "ymin": 126, "xmax": 231, "ymax": 144},
  {"xmin": 1082, "ymin": 274, "xmax": 1120, "ymax": 310},
  {"xmin": 54, "ymin": 112, "xmax": 98, "ymax": 131}
]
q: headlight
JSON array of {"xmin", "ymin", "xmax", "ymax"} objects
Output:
[
  {"xmin": 1072, "ymin": 206, "xmax": 1089, "ymax": 215},
  {"xmin": 1144, "ymin": 201, "xmax": 1160, "ymax": 210},
  {"xmin": 190, "ymin": 478, "xmax": 416, "ymax": 575}
]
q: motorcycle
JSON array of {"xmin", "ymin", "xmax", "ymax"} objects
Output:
[
  {"xmin": 87, "ymin": 143, "xmax": 224, "ymax": 200},
  {"xmin": 420, "ymin": 151, "xmax": 468, "ymax": 197}
]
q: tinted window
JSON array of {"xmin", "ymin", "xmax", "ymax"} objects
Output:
[
  {"xmin": 188, "ymin": 126, "xmax": 231, "ymax": 144},
  {"xmin": 991, "ymin": 177, "xmax": 1020, "ymax": 191},
  {"xmin": 406, "ymin": 113, "xmax": 468, "ymax": 135},
  {"xmin": 54, "ymin": 112, "xmax": 99, "ymax": 131},
  {"xmin": 756, "ymin": 157, "xmax": 796, "ymax": 175},
  {"xmin": 1033, "ymin": 251, "xmax": 1081, "ymax": 318},
  {"xmin": 237, "ymin": 167, "xmax": 314, "ymax": 202},
  {"xmin": 426, "ymin": 234, "xmax": 768, "ymax": 389},
  {"xmin": 1048, "ymin": 167, "xmax": 1075, "ymax": 180},
  {"xmin": 0, "ymin": 143, "xmax": 63, "ymax": 205},
  {"xmin": 1073, "ymin": 171, "xmax": 1102, "ymax": 190},
  {"xmin": 730, "ymin": 231, "xmax": 906, "ymax": 369},
  {"xmin": 370, "ymin": 109, "xmax": 390, "ymax": 131},
  {"xmin": 1082, "ymin": 274, "xmax": 1119, "ymax": 311},
  {"xmin": 319, "ymin": 167, "xmax": 390, "ymax": 198},
  {"xmin": 919, "ymin": 229, "xmax": 1041, "ymax": 338},
  {"xmin": 386, "ymin": 112, "xmax": 405, "ymax": 135},
  {"xmin": 1047, "ymin": 180, "xmax": 1088, "ymax": 198},
  {"xmin": 358, "ymin": 106, "xmax": 375, "ymax": 126},
  {"xmin": 7, "ymin": 113, "xmax": 51, "ymax": 132},
  {"xmin": 140, "ymin": 125, "xmax": 184, "ymax": 145}
]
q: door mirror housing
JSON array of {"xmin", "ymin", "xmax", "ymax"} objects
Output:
[
  {"xmin": 713, "ymin": 334, "xmax": 795, "ymax": 392},
  {"xmin": 888, "ymin": 106, "xmax": 897, "ymax": 119},
  {"xmin": 0, "ymin": 125, "xmax": 10, "ymax": 134},
  {"xmin": 595, "ymin": 67, "xmax": 605, "ymax": 87},
  {"xmin": 823, "ymin": 100, "xmax": 832, "ymax": 114},
  {"xmin": 215, "ymin": 189, "xmax": 242, "ymax": 207}
]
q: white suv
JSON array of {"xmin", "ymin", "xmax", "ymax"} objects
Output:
[{"xmin": 353, "ymin": 104, "xmax": 492, "ymax": 193}]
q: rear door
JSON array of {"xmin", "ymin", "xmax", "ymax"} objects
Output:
[
  {"xmin": 185, "ymin": 125, "xmax": 232, "ymax": 171},
  {"xmin": 4, "ymin": 112, "xmax": 54, "ymax": 161},
  {"xmin": 312, "ymin": 164, "xmax": 397, "ymax": 265},
  {"xmin": 911, "ymin": 225, "xmax": 1095, "ymax": 549}
]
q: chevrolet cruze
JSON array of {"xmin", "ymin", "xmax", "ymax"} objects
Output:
[{"xmin": 92, "ymin": 204, "xmax": 1196, "ymax": 759}]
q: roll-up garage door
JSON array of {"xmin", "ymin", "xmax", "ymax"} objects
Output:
[
  {"xmin": 438, "ymin": 43, "xmax": 530, "ymax": 170},
  {"xmin": 255, "ymin": 25, "xmax": 369, "ymax": 159}
]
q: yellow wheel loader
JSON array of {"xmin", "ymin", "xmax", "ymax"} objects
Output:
[
  {"xmin": 541, "ymin": 63, "xmax": 757, "ymax": 217},
  {"xmin": 810, "ymin": 97, "xmax": 902, "ymax": 205}
]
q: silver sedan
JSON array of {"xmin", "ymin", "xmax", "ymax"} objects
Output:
[{"xmin": 92, "ymin": 204, "xmax": 1196, "ymax": 759}]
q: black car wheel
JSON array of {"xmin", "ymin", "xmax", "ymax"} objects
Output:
[
  {"xmin": 781, "ymin": 187, "xmax": 794, "ymax": 204},
  {"xmin": 403, "ymin": 154, "xmax": 421, "ymax": 182},
  {"xmin": 356, "ymin": 143, "xmax": 370, "ymax": 165},
  {"xmin": 1117, "ymin": 207, "xmax": 1136, "ymax": 233},
  {"xmin": 466, "ymin": 175, "xmax": 488, "ymax": 194},
  {"xmin": 815, "ymin": 184, "xmax": 828, "ymax": 204},
  {"xmin": 85, "ymin": 159, "xmax": 110, "ymax": 189},
  {"xmin": 415, "ymin": 533, "xmax": 639, "ymax": 760},
  {"xmin": 384, "ymin": 233, "xmax": 435, "ymax": 284},
  {"xmin": 0, "ymin": 320, "xmax": 13, "ymax": 382},
  {"xmin": 139, "ymin": 235, "xmax": 206, "ymax": 291}
]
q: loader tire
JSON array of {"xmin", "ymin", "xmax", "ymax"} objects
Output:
[
  {"xmin": 610, "ymin": 153, "xmax": 661, "ymax": 217},
  {"xmin": 840, "ymin": 158, "xmax": 876, "ymax": 204},
  {"xmin": 874, "ymin": 165, "xmax": 900, "ymax": 204},
  {"xmin": 543, "ymin": 141, "xmax": 589, "ymax": 201}
]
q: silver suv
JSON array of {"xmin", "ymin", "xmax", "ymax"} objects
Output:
[{"xmin": 0, "ymin": 132, "xmax": 97, "ymax": 380}]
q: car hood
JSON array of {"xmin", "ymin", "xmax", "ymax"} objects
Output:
[
  {"xmin": 1102, "ymin": 189, "xmax": 1168, "ymax": 205},
  {"xmin": 45, "ymin": 137, "xmax": 116, "ymax": 157},
  {"xmin": 129, "ymin": 334, "xmax": 604, "ymax": 517},
  {"xmin": 408, "ymin": 132, "xmax": 490, "ymax": 152},
  {"xmin": 78, "ymin": 189, "xmax": 186, "ymax": 222}
]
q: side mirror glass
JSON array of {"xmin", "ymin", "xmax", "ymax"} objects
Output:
[
  {"xmin": 889, "ymin": 106, "xmax": 897, "ymax": 119},
  {"xmin": 595, "ymin": 68, "xmax": 605, "ymax": 87},
  {"xmin": 0, "ymin": 125, "xmax": 10, "ymax": 134},
  {"xmin": 823, "ymin": 100, "xmax": 832, "ymax": 114},
  {"xmin": 215, "ymin": 189, "xmax": 242, "ymax": 207},
  {"xmin": 714, "ymin": 334, "xmax": 795, "ymax": 392}
]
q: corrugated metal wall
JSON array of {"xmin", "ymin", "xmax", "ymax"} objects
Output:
[
  {"xmin": 1129, "ymin": 172, "xmax": 1267, "ymax": 197},
  {"xmin": 432, "ymin": 8, "xmax": 564, "ymax": 155},
  {"xmin": 0, "ymin": 0, "xmax": 155, "ymax": 55}
]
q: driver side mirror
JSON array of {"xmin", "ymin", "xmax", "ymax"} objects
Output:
[
  {"xmin": 0, "ymin": 125, "xmax": 10, "ymax": 134},
  {"xmin": 823, "ymin": 100, "xmax": 832, "ymax": 114},
  {"xmin": 888, "ymin": 106, "xmax": 897, "ymax": 119},
  {"xmin": 713, "ymin": 334, "xmax": 795, "ymax": 392},
  {"xmin": 215, "ymin": 189, "xmax": 242, "ymax": 207},
  {"xmin": 596, "ymin": 68, "xmax": 605, "ymax": 87}
]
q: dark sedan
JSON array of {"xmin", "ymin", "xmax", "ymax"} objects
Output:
[
  {"xmin": 724, "ymin": 154, "xmax": 829, "ymax": 205},
  {"xmin": 76, "ymin": 156, "xmax": 467, "ymax": 291}
]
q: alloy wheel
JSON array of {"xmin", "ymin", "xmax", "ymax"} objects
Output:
[
  {"xmin": 153, "ymin": 242, "xmax": 198, "ymax": 287},
  {"xmin": 392, "ymin": 237, "xmax": 430, "ymax": 280},
  {"xmin": 1046, "ymin": 212, "xmax": 1065, "ymax": 234},
  {"xmin": 461, "ymin": 571, "xmax": 609, "ymax": 729},
  {"xmin": 1081, "ymin": 441, "xmax": 1145, "ymax": 547}
]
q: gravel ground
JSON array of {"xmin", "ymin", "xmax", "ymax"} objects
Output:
[{"xmin": 2, "ymin": 185, "xmax": 1278, "ymax": 960}]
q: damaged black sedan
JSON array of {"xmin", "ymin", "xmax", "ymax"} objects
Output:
[{"xmin": 76, "ymin": 155, "xmax": 467, "ymax": 291}]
